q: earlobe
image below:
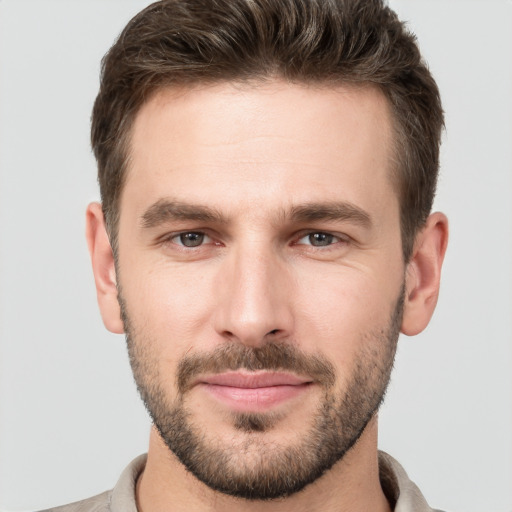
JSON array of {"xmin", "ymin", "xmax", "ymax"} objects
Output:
[
  {"xmin": 85, "ymin": 202, "xmax": 124, "ymax": 334},
  {"xmin": 401, "ymin": 212, "xmax": 449, "ymax": 336}
]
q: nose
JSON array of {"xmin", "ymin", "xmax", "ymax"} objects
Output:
[{"xmin": 213, "ymin": 244, "xmax": 294, "ymax": 347}]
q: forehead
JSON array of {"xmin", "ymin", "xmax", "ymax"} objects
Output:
[{"xmin": 122, "ymin": 81, "xmax": 396, "ymax": 223}]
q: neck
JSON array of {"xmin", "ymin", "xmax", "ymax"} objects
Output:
[{"xmin": 136, "ymin": 417, "xmax": 392, "ymax": 512}]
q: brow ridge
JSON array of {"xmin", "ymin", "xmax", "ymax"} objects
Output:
[
  {"xmin": 141, "ymin": 199, "xmax": 227, "ymax": 228},
  {"xmin": 289, "ymin": 202, "xmax": 372, "ymax": 227},
  {"xmin": 140, "ymin": 198, "xmax": 372, "ymax": 229}
]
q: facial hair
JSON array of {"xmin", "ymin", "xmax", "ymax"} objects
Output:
[{"xmin": 120, "ymin": 286, "xmax": 403, "ymax": 501}]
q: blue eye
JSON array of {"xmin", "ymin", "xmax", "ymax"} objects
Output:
[
  {"xmin": 173, "ymin": 232, "xmax": 210, "ymax": 247},
  {"xmin": 298, "ymin": 232, "xmax": 339, "ymax": 247}
]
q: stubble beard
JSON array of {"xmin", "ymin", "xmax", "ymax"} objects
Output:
[{"xmin": 120, "ymin": 287, "xmax": 403, "ymax": 501}]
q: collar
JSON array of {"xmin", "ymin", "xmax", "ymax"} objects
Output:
[{"xmin": 109, "ymin": 452, "xmax": 441, "ymax": 512}]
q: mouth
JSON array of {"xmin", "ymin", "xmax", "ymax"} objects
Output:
[{"xmin": 194, "ymin": 371, "xmax": 314, "ymax": 412}]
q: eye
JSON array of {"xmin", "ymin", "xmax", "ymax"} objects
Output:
[
  {"xmin": 296, "ymin": 232, "xmax": 342, "ymax": 247},
  {"xmin": 171, "ymin": 232, "xmax": 212, "ymax": 247}
]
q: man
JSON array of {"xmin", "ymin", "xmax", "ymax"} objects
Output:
[{"xmin": 49, "ymin": 0, "xmax": 448, "ymax": 510}]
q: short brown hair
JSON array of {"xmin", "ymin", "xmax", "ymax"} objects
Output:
[{"xmin": 91, "ymin": 0, "xmax": 443, "ymax": 261}]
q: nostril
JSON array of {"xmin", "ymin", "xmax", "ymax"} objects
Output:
[{"xmin": 267, "ymin": 329, "xmax": 279, "ymax": 336}]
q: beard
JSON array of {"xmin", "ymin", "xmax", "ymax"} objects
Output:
[{"xmin": 120, "ymin": 287, "xmax": 403, "ymax": 501}]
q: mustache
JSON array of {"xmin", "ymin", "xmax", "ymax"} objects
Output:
[{"xmin": 177, "ymin": 341, "xmax": 336, "ymax": 393}]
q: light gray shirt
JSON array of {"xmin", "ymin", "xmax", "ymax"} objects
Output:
[{"xmin": 41, "ymin": 452, "xmax": 445, "ymax": 512}]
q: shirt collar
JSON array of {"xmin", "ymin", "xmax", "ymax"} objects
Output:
[{"xmin": 109, "ymin": 452, "xmax": 439, "ymax": 512}]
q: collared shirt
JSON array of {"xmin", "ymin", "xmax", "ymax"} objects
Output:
[{"xmin": 42, "ymin": 452, "xmax": 445, "ymax": 512}]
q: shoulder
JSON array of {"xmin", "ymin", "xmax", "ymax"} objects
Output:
[
  {"xmin": 38, "ymin": 490, "xmax": 112, "ymax": 512},
  {"xmin": 36, "ymin": 454, "xmax": 146, "ymax": 512},
  {"xmin": 379, "ymin": 451, "xmax": 448, "ymax": 512}
]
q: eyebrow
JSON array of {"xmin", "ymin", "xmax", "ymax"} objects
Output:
[
  {"xmin": 140, "ymin": 198, "xmax": 372, "ymax": 230},
  {"xmin": 141, "ymin": 199, "xmax": 227, "ymax": 229},
  {"xmin": 289, "ymin": 202, "xmax": 372, "ymax": 228}
]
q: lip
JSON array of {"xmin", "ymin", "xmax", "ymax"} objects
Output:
[{"xmin": 195, "ymin": 371, "xmax": 313, "ymax": 412}]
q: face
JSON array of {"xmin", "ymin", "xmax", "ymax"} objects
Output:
[{"xmin": 116, "ymin": 82, "xmax": 405, "ymax": 499}]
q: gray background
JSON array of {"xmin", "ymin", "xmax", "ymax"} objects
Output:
[{"xmin": 0, "ymin": 1, "xmax": 511, "ymax": 511}]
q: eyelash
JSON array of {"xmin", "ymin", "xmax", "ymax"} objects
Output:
[
  {"xmin": 295, "ymin": 232, "xmax": 345, "ymax": 248},
  {"xmin": 166, "ymin": 231, "xmax": 215, "ymax": 248},
  {"xmin": 162, "ymin": 230, "xmax": 347, "ymax": 250}
]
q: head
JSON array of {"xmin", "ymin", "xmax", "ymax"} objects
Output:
[
  {"xmin": 91, "ymin": 0, "xmax": 443, "ymax": 263},
  {"xmin": 87, "ymin": 0, "xmax": 448, "ymax": 502}
]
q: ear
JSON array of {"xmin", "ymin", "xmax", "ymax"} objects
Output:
[
  {"xmin": 85, "ymin": 202, "xmax": 124, "ymax": 334},
  {"xmin": 401, "ymin": 212, "xmax": 449, "ymax": 336}
]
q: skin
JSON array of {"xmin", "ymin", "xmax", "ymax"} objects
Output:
[{"xmin": 87, "ymin": 81, "xmax": 448, "ymax": 512}]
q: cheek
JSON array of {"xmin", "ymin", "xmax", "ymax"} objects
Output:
[
  {"xmin": 292, "ymin": 266, "xmax": 400, "ymax": 366},
  {"xmin": 120, "ymin": 259, "xmax": 217, "ymax": 359}
]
